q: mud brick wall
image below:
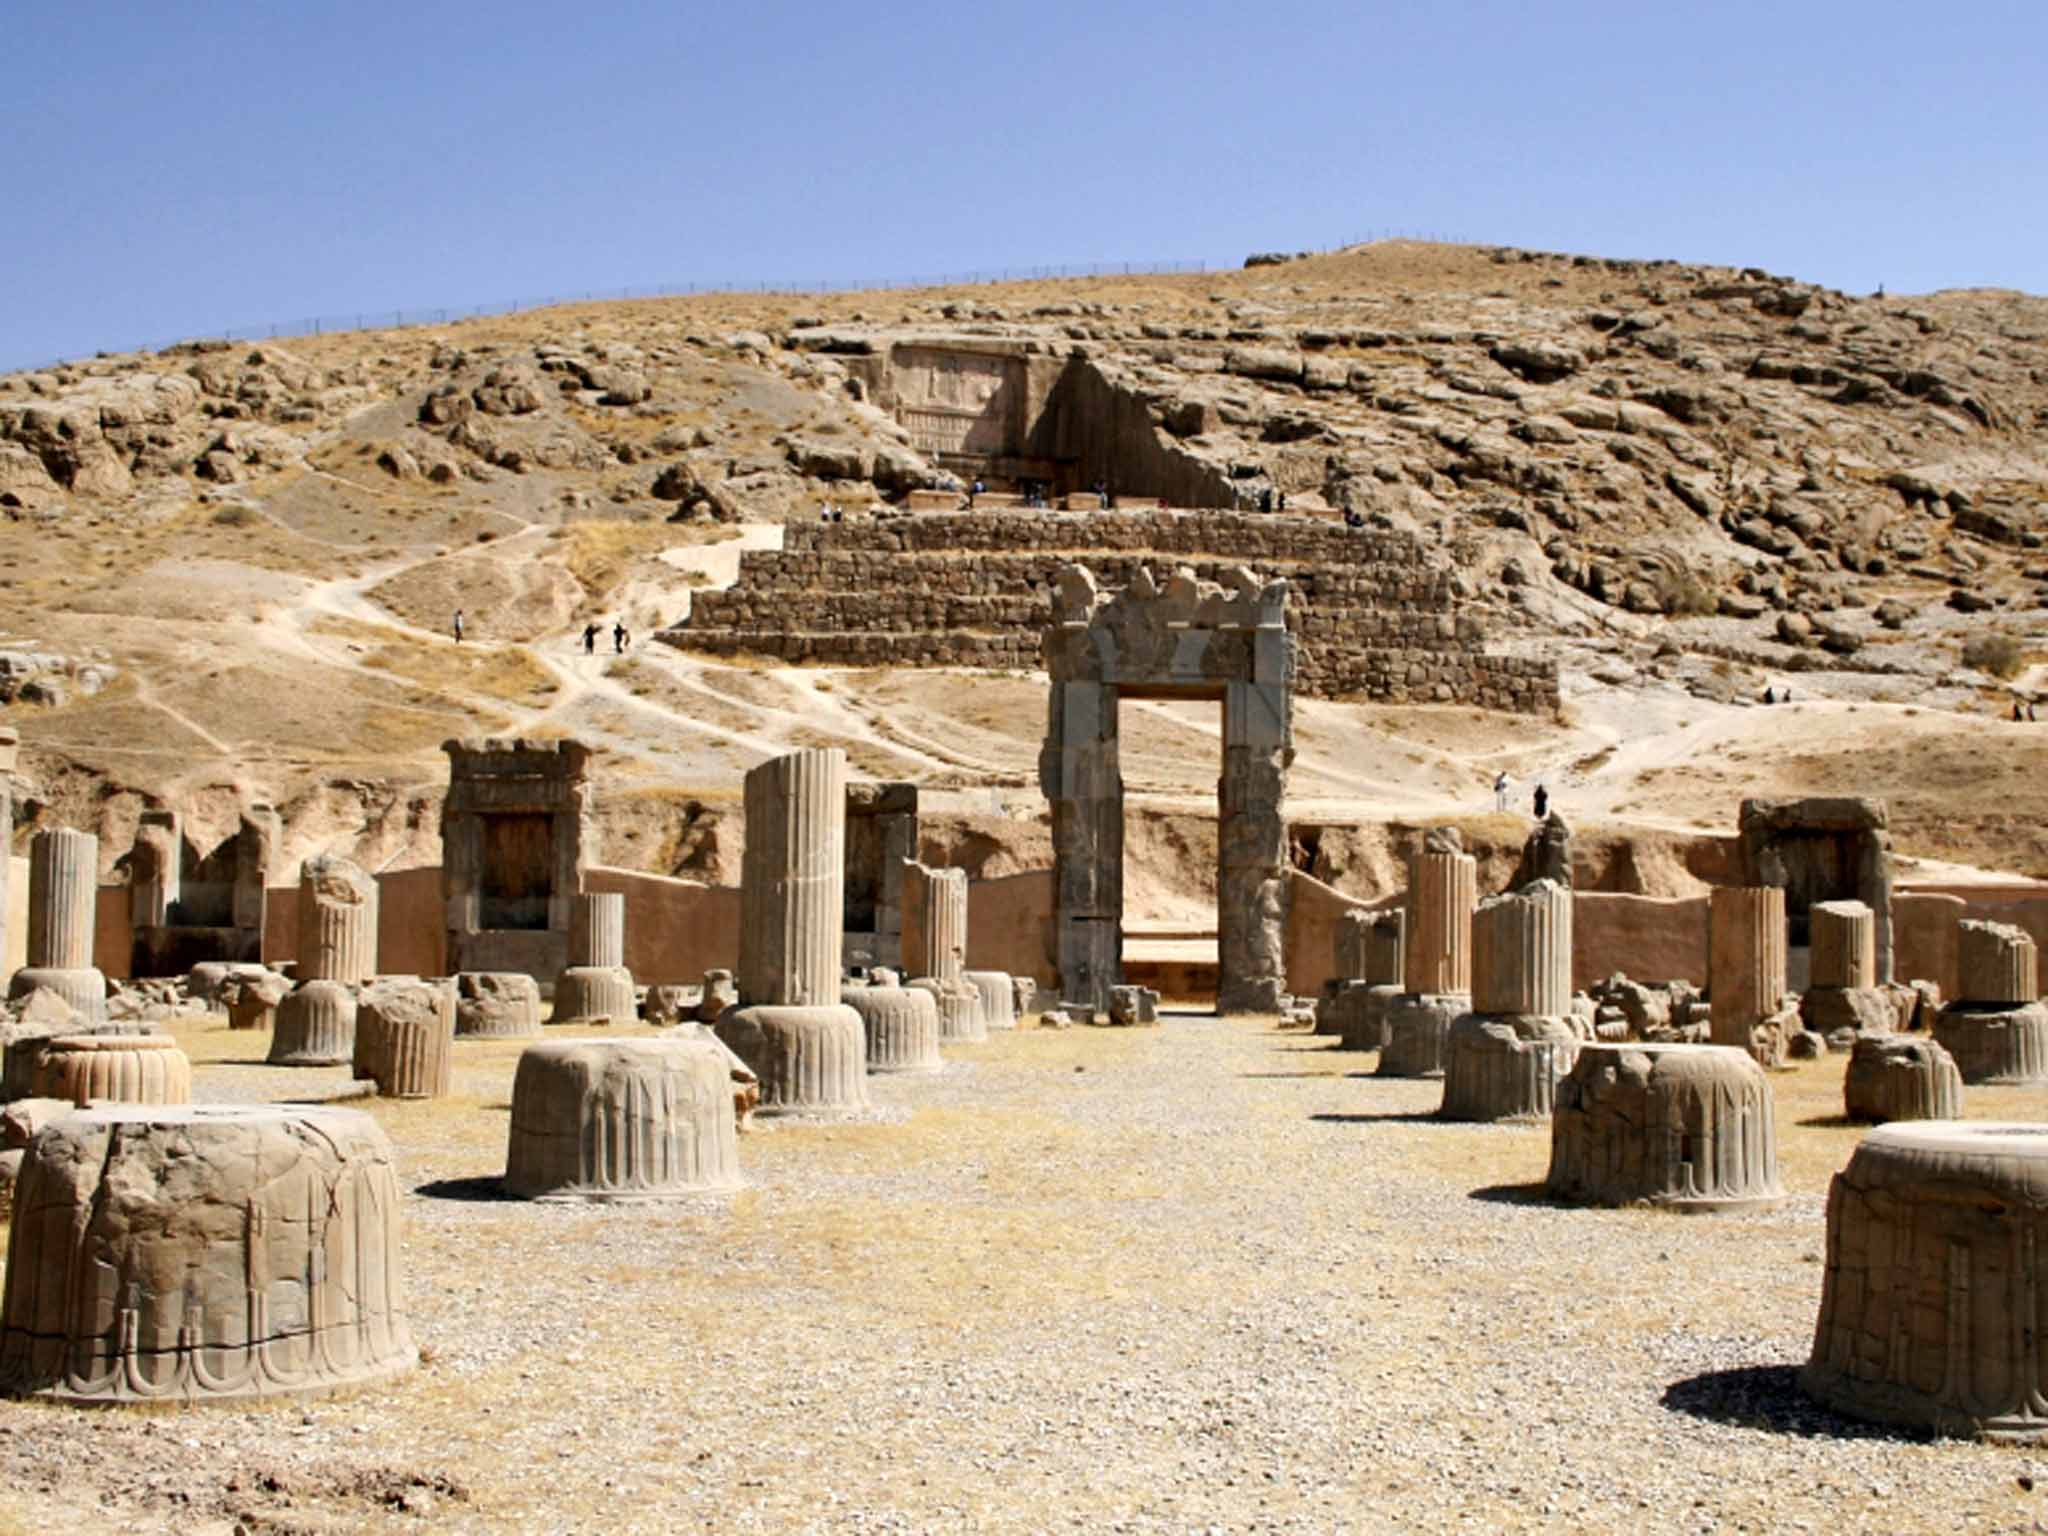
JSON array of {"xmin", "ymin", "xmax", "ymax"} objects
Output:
[{"xmin": 662, "ymin": 510, "xmax": 1559, "ymax": 714}]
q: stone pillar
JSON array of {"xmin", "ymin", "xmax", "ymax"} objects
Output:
[
  {"xmin": 717, "ymin": 748, "xmax": 866, "ymax": 1114},
  {"xmin": 232, "ymin": 806, "xmax": 280, "ymax": 937},
  {"xmin": 1217, "ymin": 666, "xmax": 1291, "ymax": 1016},
  {"xmin": 902, "ymin": 861, "xmax": 981, "ymax": 1042},
  {"xmin": 1404, "ymin": 846, "xmax": 1476, "ymax": 996},
  {"xmin": 1471, "ymin": 880, "xmax": 1572, "ymax": 1018},
  {"xmin": 1334, "ymin": 909, "xmax": 1372, "ymax": 982},
  {"xmin": 130, "ymin": 811, "xmax": 181, "ymax": 930},
  {"xmin": 298, "ymin": 856, "xmax": 378, "ymax": 985},
  {"xmin": 1803, "ymin": 1122, "xmax": 2048, "ymax": 1438},
  {"xmin": 1843, "ymin": 1036, "xmax": 1963, "ymax": 1124},
  {"xmin": 737, "ymin": 748, "xmax": 844, "ymax": 1009},
  {"xmin": 1709, "ymin": 886, "xmax": 1787, "ymax": 1064},
  {"xmin": 1364, "ymin": 910, "xmax": 1405, "ymax": 988},
  {"xmin": 28, "ymin": 829, "xmax": 96, "ymax": 972},
  {"xmin": 354, "ymin": 979, "xmax": 456, "ymax": 1099},
  {"xmin": 1933, "ymin": 919, "xmax": 2048, "ymax": 1085},
  {"xmin": 1042, "ymin": 678, "xmax": 1121, "ymax": 1012},
  {"xmin": 1810, "ymin": 900, "xmax": 1876, "ymax": 990},
  {"xmin": 0, "ymin": 727, "xmax": 15, "ymax": 971},
  {"xmin": 570, "ymin": 893, "xmax": 624, "ymax": 969},
  {"xmin": 1957, "ymin": 920, "xmax": 2037, "ymax": 1004},
  {"xmin": 9, "ymin": 828, "xmax": 108, "ymax": 1023}
]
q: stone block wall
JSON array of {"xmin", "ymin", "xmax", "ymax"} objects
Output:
[{"xmin": 661, "ymin": 511, "xmax": 1557, "ymax": 714}]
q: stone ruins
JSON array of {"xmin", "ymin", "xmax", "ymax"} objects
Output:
[
  {"xmin": 31, "ymin": 1034, "xmax": 191, "ymax": 1108},
  {"xmin": 454, "ymin": 971, "xmax": 543, "ymax": 1037},
  {"xmin": 1439, "ymin": 879, "xmax": 1579, "ymax": 1123},
  {"xmin": 10, "ymin": 829, "xmax": 108, "ymax": 1023},
  {"xmin": 550, "ymin": 893, "xmax": 636, "ymax": 1024},
  {"xmin": 504, "ymin": 1038, "xmax": 742, "ymax": 1201},
  {"xmin": 0, "ymin": 1104, "xmax": 416, "ymax": 1403},
  {"xmin": 1738, "ymin": 796, "xmax": 1894, "ymax": 986},
  {"xmin": 1041, "ymin": 562, "xmax": 1293, "ymax": 1015},
  {"xmin": 714, "ymin": 748, "xmax": 869, "ymax": 1115},
  {"xmin": 1932, "ymin": 920, "xmax": 2048, "ymax": 1085},
  {"xmin": 354, "ymin": 978, "xmax": 456, "ymax": 1100},
  {"xmin": 124, "ymin": 806, "xmax": 278, "ymax": 978},
  {"xmin": 1547, "ymin": 1043, "xmax": 1786, "ymax": 1211},
  {"xmin": 1841, "ymin": 1035, "xmax": 1963, "ymax": 1124},
  {"xmin": 1378, "ymin": 830, "xmax": 1475, "ymax": 1078},
  {"xmin": 663, "ymin": 511, "xmax": 1558, "ymax": 712},
  {"xmin": 268, "ymin": 855, "xmax": 378, "ymax": 1067},
  {"xmin": 901, "ymin": 860, "xmax": 983, "ymax": 1042},
  {"xmin": 442, "ymin": 738, "xmax": 595, "ymax": 979},
  {"xmin": 1803, "ymin": 1121, "xmax": 2048, "ymax": 1439},
  {"xmin": 840, "ymin": 975, "xmax": 943, "ymax": 1074},
  {"xmin": 843, "ymin": 781, "xmax": 918, "ymax": 970},
  {"xmin": 1708, "ymin": 885, "xmax": 1792, "ymax": 1067}
]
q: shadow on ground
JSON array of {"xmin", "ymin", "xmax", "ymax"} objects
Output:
[
  {"xmin": 1310, "ymin": 1110, "xmax": 1441, "ymax": 1126},
  {"xmin": 416, "ymin": 1176, "xmax": 516, "ymax": 1203},
  {"xmin": 1659, "ymin": 1365, "xmax": 1924, "ymax": 1443}
]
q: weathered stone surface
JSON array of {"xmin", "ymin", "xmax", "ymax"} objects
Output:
[
  {"xmin": 27, "ymin": 829, "xmax": 95, "ymax": 972},
  {"xmin": 1107, "ymin": 985, "xmax": 1160, "ymax": 1027},
  {"xmin": 1376, "ymin": 993, "xmax": 1466, "ymax": 1078},
  {"xmin": 1010, "ymin": 975, "xmax": 1038, "ymax": 1019},
  {"xmin": 1933, "ymin": 1000, "xmax": 2048, "ymax": 1085},
  {"xmin": 912, "ymin": 976, "xmax": 985, "ymax": 1042},
  {"xmin": 267, "ymin": 979, "xmax": 356, "ymax": 1066},
  {"xmin": 441, "ymin": 739, "xmax": 595, "ymax": 980},
  {"xmin": 221, "ymin": 968, "xmax": 291, "ymax": 1032},
  {"xmin": 353, "ymin": 980, "xmax": 455, "ymax": 1100},
  {"xmin": 1799, "ymin": 985, "xmax": 1895, "ymax": 1038},
  {"xmin": 569, "ymin": 893, "xmax": 625, "ymax": 969},
  {"xmin": 504, "ymin": 1038, "xmax": 741, "ymax": 1201},
  {"xmin": 1842, "ymin": 1035, "xmax": 1963, "ymax": 1123},
  {"xmin": 642, "ymin": 984, "xmax": 694, "ymax": 1027},
  {"xmin": 902, "ymin": 861, "xmax": 969, "ymax": 985},
  {"xmin": 1040, "ymin": 564, "xmax": 1292, "ymax": 1016},
  {"xmin": 964, "ymin": 970, "xmax": 1016, "ymax": 1032},
  {"xmin": 1471, "ymin": 879, "xmax": 1571, "ymax": 1018},
  {"xmin": 297, "ymin": 856, "xmax": 378, "ymax": 985},
  {"xmin": 1956, "ymin": 919, "xmax": 2037, "ymax": 1004},
  {"xmin": 842, "ymin": 983, "xmax": 942, "ymax": 1074},
  {"xmin": 1709, "ymin": 886, "xmax": 1788, "ymax": 1067},
  {"xmin": 1405, "ymin": 847, "xmax": 1475, "ymax": 996},
  {"xmin": 1810, "ymin": 900, "xmax": 1876, "ymax": 989},
  {"xmin": 698, "ymin": 970, "xmax": 737, "ymax": 1021},
  {"xmin": 716, "ymin": 1004, "xmax": 868, "ymax": 1115},
  {"xmin": 1547, "ymin": 1043, "xmax": 1786, "ymax": 1211},
  {"xmin": 1510, "ymin": 812, "xmax": 1573, "ymax": 891},
  {"xmin": 30, "ymin": 1035, "xmax": 191, "ymax": 1108},
  {"xmin": 1803, "ymin": 1121, "xmax": 2048, "ymax": 1440},
  {"xmin": 0, "ymin": 1104, "xmax": 416, "ymax": 1402},
  {"xmin": 738, "ymin": 749, "xmax": 847, "ymax": 1009},
  {"xmin": 549, "ymin": 967, "xmax": 637, "ymax": 1025},
  {"xmin": 4, "ymin": 968, "xmax": 107, "ymax": 1027},
  {"xmin": 1738, "ymin": 796, "xmax": 1894, "ymax": 984},
  {"xmin": 1439, "ymin": 1013, "xmax": 1579, "ymax": 1123},
  {"xmin": 453, "ymin": 972, "xmax": 542, "ymax": 1038}
]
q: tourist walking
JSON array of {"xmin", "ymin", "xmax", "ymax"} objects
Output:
[
  {"xmin": 1493, "ymin": 771, "xmax": 1510, "ymax": 813},
  {"xmin": 582, "ymin": 622, "xmax": 598, "ymax": 655},
  {"xmin": 1533, "ymin": 782, "xmax": 1549, "ymax": 820},
  {"xmin": 452, "ymin": 609, "xmax": 464, "ymax": 644},
  {"xmin": 613, "ymin": 620, "xmax": 629, "ymax": 654}
]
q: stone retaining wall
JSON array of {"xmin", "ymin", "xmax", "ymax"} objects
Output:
[{"xmin": 661, "ymin": 510, "xmax": 1559, "ymax": 714}]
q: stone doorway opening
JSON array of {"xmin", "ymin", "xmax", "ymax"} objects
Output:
[
  {"xmin": 1040, "ymin": 564, "xmax": 1294, "ymax": 1016},
  {"xmin": 1118, "ymin": 696, "xmax": 1222, "ymax": 1011}
]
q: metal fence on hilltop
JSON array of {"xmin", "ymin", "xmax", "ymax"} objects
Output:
[{"xmin": 12, "ymin": 230, "xmax": 1491, "ymax": 374}]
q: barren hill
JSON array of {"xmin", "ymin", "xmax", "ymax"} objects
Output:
[{"xmin": 3, "ymin": 240, "xmax": 2046, "ymax": 895}]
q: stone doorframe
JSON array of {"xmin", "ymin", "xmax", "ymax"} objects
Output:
[{"xmin": 1038, "ymin": 563, "xmax": 1295, "ymax": 1015}]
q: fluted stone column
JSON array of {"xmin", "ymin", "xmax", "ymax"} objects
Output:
[
  {"xmin": 1709, "ymin": 886, "xmax": 1788, "ymax": 1066},
  {"xmin": 570, "ymin": 892, "xmax": 624, "ymax": 968},
  {"xmin": 1934, "ymin": 920, "xmax": 2048, "ymax": 1085},
  {"xmin": 129, "ymin": 811, "xmax": 181, "ymax": 930},
  {"xmin": 299, "ymin": 856, "xmax": 378, "ymax": 985},
  {"xmin": 0, "ymin": 727, "xmax": 15, "ymax": 975},
  {"xmin": 717, "ymin": 749, "xmax": 866, "ymax": 1114},
  {"xmin": 552, "ymin": 892, "xmax": 636, "ymax": 1024},
  {"xmin": 902, "ymin": 860, "xmax": 982, "ymax": 1043},
  {"xmin": 738, "ymin": 749, "xmax": 844, "ymax": 1008},
  {"xmin": 1810, "ymin": 901, "xmax": 1875, "ymax": 990},
  {"xmin": 1472, "ymin": 880, "xmax": 1571, "ymax": 1018},
  {"xmin": 29, "ymin": 829, "xmax": 96, "ymax": 972},
  {"xmin": 8, "ymin": 828, "xmax": 107, "ymax": 1023},
  {"xmin": 1404, "ymin": 848, "xmax": 1475, "ymax": 996}
]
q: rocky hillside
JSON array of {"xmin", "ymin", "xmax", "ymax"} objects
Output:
[{"xmin": 2, "ymin": 240, "xmax": 2045, "ymax": 886}]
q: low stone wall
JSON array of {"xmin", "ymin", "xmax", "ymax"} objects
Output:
[
  {"xmin": 661, "ymin": 510, "xmax": 1559, "ymax": 714},
  {"xmin": 1571, "ymin": 892, "xmax": 1710, "ymax": 992},
  {"xmin": 964, "ymin": 869, "xmax": 1056, "ymax": 987}
]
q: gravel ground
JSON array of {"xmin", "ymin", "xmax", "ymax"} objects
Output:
[{"xmin": 0, "ymin": 1013, "xmax": 2043, "ymax": 1535}]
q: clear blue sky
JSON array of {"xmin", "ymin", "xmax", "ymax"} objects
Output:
[{"xmin": 6, "ymin": 0, "xmax": 2044, "ymax": 370}]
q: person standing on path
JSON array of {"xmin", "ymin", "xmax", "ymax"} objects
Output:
[
  {"xmin": 613, "ymin": 620, "xmax": 628, "ymax": 655},
  {"xmin": 582, "ymin": 622, "xmax": 598, "ymax": 655},
  {"xmin": 1494, "ymin": 771, "xmax": 1510, "ymax": 814},
  {"xmin": 1533, "ymin": 782, "xmax": 1549, "ymax": 820},
  {"xmin": 453, "ymin": 609, "xmax": 464, "ymax": 644}
]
